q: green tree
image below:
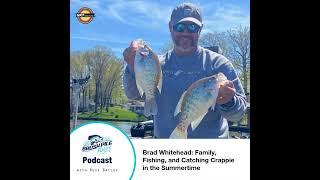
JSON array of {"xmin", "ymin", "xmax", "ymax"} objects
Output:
[
  {"xmin": 228, "ymin": 26, "xmax": 250, "ymax": 94},
  {"xmin": 101, "ymin": 58, "xmax": 124, "ymax": 112},
  {"xmin": 70, "ymin": 51, "xmax": 89, "ymax": 113},
  {"xmin": 84, "ymin": 46, "xmax": 112, "ymax": 113},
  {"xmin": 198, "ymin": 27, "xmax": 250, "ymax": 94}
]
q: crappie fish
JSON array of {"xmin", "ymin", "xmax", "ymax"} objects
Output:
[
  {"xmin": 169, "ymin": 72, "xmax": 228, "ymax": 138},
  {"xmin": 134, "ymin": 39, "xmax": 162, "ymax": 116}
]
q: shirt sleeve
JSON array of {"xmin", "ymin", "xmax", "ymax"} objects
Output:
[{"xmin": 213, "ymin": 55, "xmax": 248, "ymax": 122}]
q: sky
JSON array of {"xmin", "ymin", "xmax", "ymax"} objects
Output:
[{"xmin": 70, "ymin": 0, "xmax": 250, "ymax": 58}]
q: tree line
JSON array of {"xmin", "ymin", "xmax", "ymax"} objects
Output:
[
  {"xmin": 161, "ymin": 25, "xmax": 250, "ymax": 95},
  {"xmin": 70, "ymin": 46, "xmax": 127, "ymax": 113}
]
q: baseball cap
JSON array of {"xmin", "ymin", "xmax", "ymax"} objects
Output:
[{"xmin": 170, "ymin": 2, "xmax": 202, "ymax": 27}]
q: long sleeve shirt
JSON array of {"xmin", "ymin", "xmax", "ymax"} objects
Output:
[{"xmin": 123, "ymin": 46, "xmax": 248, "ymax": 138}]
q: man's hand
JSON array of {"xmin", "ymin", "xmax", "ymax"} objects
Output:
[
  {"xmin": 123, "ymin": 40, "xmax": 139, "ymax": 70},
  {"xmin": 216, "ymin": 81, "xmax": 236, "ymax": 105}
]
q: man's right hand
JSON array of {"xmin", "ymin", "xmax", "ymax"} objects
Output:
[{"xmin": 123, "ymin": 40, "xmax": 139, "ymax": 70}]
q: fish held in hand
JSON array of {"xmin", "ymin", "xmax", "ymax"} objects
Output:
[
  {"xmin": 134, "ymin": 39, "xmax": 163, "ymax": 117},
  {"xmin": 169, "ymin": 72, "xmax": 227, "ymax": 138}
]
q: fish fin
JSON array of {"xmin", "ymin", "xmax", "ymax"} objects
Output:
[
  {"xmin": 169, "ymin": 125, "xmax": 188, "ymax": 139},
  {"xmin": 210, "ymin": 103, "xmax": 216, "ymax": 111},
  {"xmin": 144, "ymin": 97, "xmax": 157, "ymax": 116},
  {"xmin": 190, "ymin": 112, "xmax": 207, "ymax": 131},
  {"xmin": 136, "ymin": 82, "xmax": 144, "ymax": 98},
  {"xmin": 157, "ymin": 69, "xmax": 163, "ymax": 93},
  {"xmin": 210, "ymin": 88, "xmax": 219, "ymax": 111},
  {"xmin": 150, "ymin": 49, "xmax": 162, "ymax": 94},
  {"xmin": 174, "ymin": 91, "xmax": 187, "ymax": 117}
]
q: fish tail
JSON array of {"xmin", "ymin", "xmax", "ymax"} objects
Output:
[
  {"xmin": 144, "ymin": 96, "xmax": 157, "ymax": 117},
  {"xmin": 169, "ymin": 125, "xmax": 187, "ymax": 139}
]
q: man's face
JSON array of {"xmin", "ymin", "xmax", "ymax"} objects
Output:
[{"xmin": 170, "ymin": 21, "xmax": 202, "ymax": 55}]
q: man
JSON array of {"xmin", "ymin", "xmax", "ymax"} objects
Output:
[{"xmin": 122, "ymin": 2, "xmax": 248, "ymax": 138}]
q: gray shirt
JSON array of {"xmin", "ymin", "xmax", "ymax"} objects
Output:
[{"xmin": 123, "ymin": 46, "xmax": 247, "ymax": 138}]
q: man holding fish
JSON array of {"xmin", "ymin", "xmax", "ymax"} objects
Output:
[{"xmin": 122, "ymin": 2, "xmax": 248, "ymax": 138}]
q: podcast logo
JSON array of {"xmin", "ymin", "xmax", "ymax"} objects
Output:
[
  {"xmin": 82, "ymin": 135, "xmax": 112, "ymax": 153},
  {"xmin": 76, "ymin": 7, "xmax": 95, "ymax": 24}
]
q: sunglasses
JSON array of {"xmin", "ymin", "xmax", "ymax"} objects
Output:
[{"xmin": 173, "ymin": 23, "xmax": 201, "ymax": 33}]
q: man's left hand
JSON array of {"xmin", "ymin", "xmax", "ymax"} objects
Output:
[{"xmin": 216, "ymin": 81, "xmax": 236, "ymax": 105}]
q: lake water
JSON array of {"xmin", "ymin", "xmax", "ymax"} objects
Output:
[
  {"xmin": 70, "ymin": 120, "xmax": 247, "ymax": 139},
  {"xmin": 70, "ymin": 119, "xmax": 152, "ymax": 138}
]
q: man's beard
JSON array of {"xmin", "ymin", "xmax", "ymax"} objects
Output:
[{"xmin": 173, "ymin": 35, "xmax": 197, "ymax": 53}]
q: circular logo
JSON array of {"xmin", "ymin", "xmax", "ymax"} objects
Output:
[
  {"xmin": 76, "ymin": 7, "xmax": 95, "ymax": 24},
  {"xmin": 70, "ymin": 122, "xmax": 136, "ymax": 179}
]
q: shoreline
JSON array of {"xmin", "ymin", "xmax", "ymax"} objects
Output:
[{"xmin": 70, "ymin": 117, "xmax": 145, "ymax": 122}]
